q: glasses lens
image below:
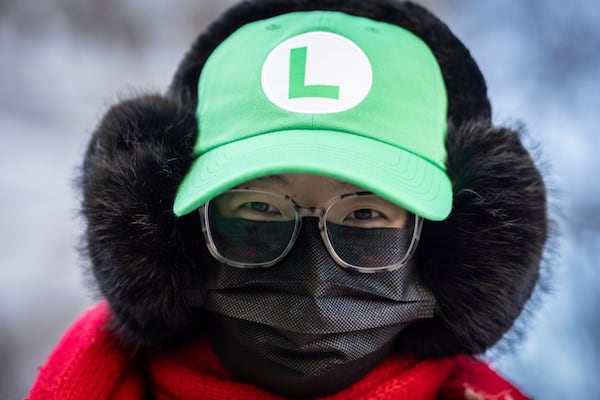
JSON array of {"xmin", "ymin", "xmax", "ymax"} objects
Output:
[
  {"xmin": 206, "ymin": 190, "xmax": 297, "ymax": 266},
  {"xmin": 325, "ymin": 194, "xmax": 415, "ymax": 269}
]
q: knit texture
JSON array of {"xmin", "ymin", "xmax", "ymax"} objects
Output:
[{"xmin": 28, "ymin": 302, "xmax": 531, "ymax": 400}]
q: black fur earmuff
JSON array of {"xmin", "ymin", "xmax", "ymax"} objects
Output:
[{"xmin": 80, "ymin": 0, "xmax": 548, "ymax": 356}]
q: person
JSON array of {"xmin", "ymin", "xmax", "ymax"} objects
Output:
[{"xmin": 28, "ymin": 0, "xmax": 548, "ymax": 399}]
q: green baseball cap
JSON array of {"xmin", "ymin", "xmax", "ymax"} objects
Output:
[{"xmin": 173, "ymin": 11, "xmax": 451, "ymax": 220}]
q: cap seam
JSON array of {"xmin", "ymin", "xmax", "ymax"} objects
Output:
[{"xmin": 197, "ymin": 128, "xmax": 447, "ymax": 174}]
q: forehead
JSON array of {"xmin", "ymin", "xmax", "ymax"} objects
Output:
[{"xmin": 236, "ymin": 173, "xmax": 367, "ymax": 205}]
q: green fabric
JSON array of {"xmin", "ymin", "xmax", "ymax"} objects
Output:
[
  {"xmin": 288, "ymin": 47, "xmax": 340, "ymax": 100},
  {"xmin": 174, "ymin": 11, "xmax": 451, "ymax": 220}
]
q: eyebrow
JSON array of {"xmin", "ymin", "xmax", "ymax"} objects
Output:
[
  {"xmin": 329, "ymin": 179, "xmax": 364, "ymax": 191},
  {"xmin": 255, "ymin": 174, "xmax": 289, "ymax": 185},
  {"xmin": 234, "ymin": 175, "xmax": 288, "ymax": 189}
]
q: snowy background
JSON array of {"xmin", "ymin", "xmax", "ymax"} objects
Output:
[{"xmin": 1, "ymin": 1, "xmax": 598, "ymax": 399}]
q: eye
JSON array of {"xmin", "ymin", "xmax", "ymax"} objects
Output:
[
  {"xmin": 326, "ymin": 194, "xmax": 409, "ymax": 228},
  {"xmin": 214, "ymin": 190, "xmax": 295, "ymax": 221},
  {"xmin": 236, "ymin": 201, "xmax": 291, "ymax": 221},
  {"xmin": 243, "ymin": 201, "xmax": 281, "ymax": 215},
  {"xmin": 346, "ymin": 209, "xmax": 382, "ymax": 221},
  {"xmin": 339, "ymin": 208, "xmax": 388, "ymax": 228}
]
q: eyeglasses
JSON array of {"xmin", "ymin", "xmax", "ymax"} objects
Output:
[{"xmin": 199, "ymin": 189, "xmax": 423, "ymax": 273}]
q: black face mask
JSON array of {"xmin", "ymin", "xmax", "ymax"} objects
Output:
[{"xmin": 186, "ymin": 219, "xmax": 436, "ymax": 398}]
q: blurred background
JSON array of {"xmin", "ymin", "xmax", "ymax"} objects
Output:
[{"xmin": 1, "ymin": 1, "xmax": 598, "ymax": 398}]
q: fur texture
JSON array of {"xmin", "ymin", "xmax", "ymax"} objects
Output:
[
  {"xmin": 397, "ymin": 121, "xmax": 547, "ymax": 357},
  {"xmin": 81, "ymin": 95, "xmax": 207, "ymax": 347},
  {"xmin": 80, "ymin": 0, "xmax": 548, "ymax": 356}
]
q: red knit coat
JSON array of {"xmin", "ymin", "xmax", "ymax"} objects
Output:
[{"xmin": 28, "ymin": 302, "xmax": 530, "ymax": 400}]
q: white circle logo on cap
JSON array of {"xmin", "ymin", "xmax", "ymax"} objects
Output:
[{"xmin": 261, "ymin": 31, "xmax": 373, "ymax": 114}]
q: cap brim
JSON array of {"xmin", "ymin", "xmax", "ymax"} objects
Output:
[{"xmin": 173, "ymin": 130, "xmax": 452, "ymax": 221}]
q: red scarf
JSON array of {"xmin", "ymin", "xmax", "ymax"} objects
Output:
[{"xmin": 28, "ymin": 303, "xmax": 530, "ymax": 400}]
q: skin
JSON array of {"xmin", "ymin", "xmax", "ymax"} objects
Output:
[{"xmin": 232, "ymin": 172, "xmax": 409, "ymax": 228}]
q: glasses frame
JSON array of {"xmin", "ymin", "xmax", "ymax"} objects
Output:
[{"xmin": 199, "ymin": 189, "xmax": 423, "ymax": 273}]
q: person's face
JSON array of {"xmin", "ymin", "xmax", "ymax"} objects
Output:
[{"xmin": 199, "ymin": 175, "xmax": 435, "ymax": 399}]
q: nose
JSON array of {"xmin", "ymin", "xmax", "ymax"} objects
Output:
[{"xmin": 274, "ymin": 217, "xmax": 342, "ymax": 295}]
